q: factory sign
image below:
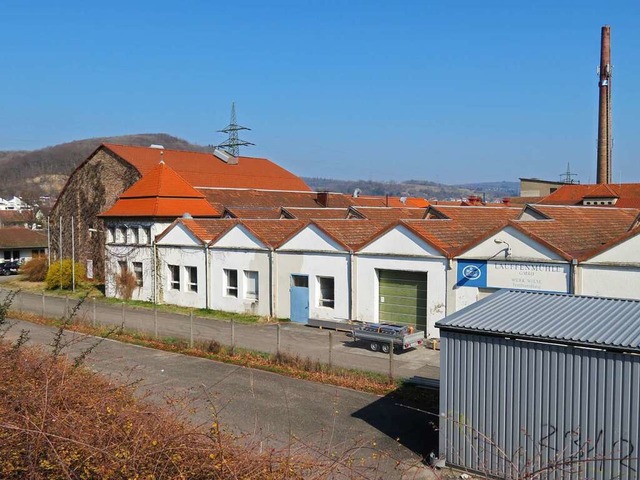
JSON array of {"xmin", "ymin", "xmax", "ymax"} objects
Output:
[{"xmin": 457, "ymin": 260, "xmax": 569, "ymax": 293}]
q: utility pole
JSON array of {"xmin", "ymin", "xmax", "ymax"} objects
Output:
[
  {"xmin": 216, "ymin": 102, "xmax": 254, "ymax": 157},
  {"xmin": 596, "ymin": 25, "xmax": 612, "ymax": 184}
]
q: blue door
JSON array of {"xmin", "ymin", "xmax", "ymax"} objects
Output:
[{"xmin": 290, "ymin": 275, "xmax": 309, "ymax": 323}]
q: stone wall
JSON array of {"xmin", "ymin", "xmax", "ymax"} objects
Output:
[{"xmin": 49, "ymin": 149, "xmax": 141, "ymax": 282}]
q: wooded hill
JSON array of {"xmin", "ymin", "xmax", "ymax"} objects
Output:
[{"xmin": 0, "ymin": 134, "xmax": 519, "ymax": 207}]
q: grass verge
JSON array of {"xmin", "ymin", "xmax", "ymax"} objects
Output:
[{"xmin": 7, "ymin": 308, "xmax": 437, "ymax": 399}]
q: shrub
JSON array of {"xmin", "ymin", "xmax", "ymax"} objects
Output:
[
  {"xmin": 115, "ymin": 268, "xmax": 137, "ymax": 300},
  {"xmin": 45, "ymin": 259, "xmax": 86, "ymax": 290},
  {"xmin": 20, "ymin": 256, "xmax": 49, "ymax": 282}
]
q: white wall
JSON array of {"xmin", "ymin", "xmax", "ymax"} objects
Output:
[
  {"xmin": 355, "ymin": 254, "xmax": 447, "ymax": 337},
  {"xmin": 580, "ymin": 264, "xmax": 640, "ymax": 300},
  {"xmin": 275, "ymin": 251, "xmax": 349, "ymax": 321},
  {"xmin": 104, "ymin": 245, "xmax": 155, "ymax": 302},
  {"xmin": 156, "ymin": 245, "xmax": 207, "ymax": 308},
  {"xmin": 209, "ymin": 249, "xmax": 271, "ymax": 316},
  {"xmin": 357, "ymin": 225, "xmax": 448, "ymax": 337}
]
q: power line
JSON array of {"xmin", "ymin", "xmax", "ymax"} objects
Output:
[{"xmin": 216, "ymin": 102, "xmax": 254, "ymax": 157}]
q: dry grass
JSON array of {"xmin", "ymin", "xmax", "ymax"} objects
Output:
[{"xmin": 0, "ymin": 294, "xmax": 383, "ymax": 480}]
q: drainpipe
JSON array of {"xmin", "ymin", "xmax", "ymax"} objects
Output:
[
  {"xmin": 571, "ymin": 259, "xmax": 578, "ymax": 294},
  {"xmin": 152, "ymin": 240, "xmax": 158, "ymax": 304},
  {"xmin": 347, "ymin": 251, "xmax": 354, "ymax": 320},
  {"xmin": 268, "ymin": 249, "xmax": 275, "ymax": 318},
  {"xmin": 204, "ymin": 244, "xmax": 210, "ymax": 309}
]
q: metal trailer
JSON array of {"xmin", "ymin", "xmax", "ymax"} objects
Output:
[{"xmin": 351, "ymin": 322, "xmax": 424, "ymax": 353}]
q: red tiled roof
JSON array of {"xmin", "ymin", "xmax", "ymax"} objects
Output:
[
  {"xmin": 177, "ymin": 219, "xmax": 238, "ymax": 244},
  {"xmin": 511, "ymin": 205, "xmax": 640, "ymax": 259},
  {"xmin": 539, "ymin": 183, "xmax": 640, "ymax": 205},
  {"xmin": 100, "ymin": 162, "xmax": 221, "ymax": 218},
  {"xmin": 282, "ymin": 207, "xmax": 351, "ymax": 220},
  {"xmin": 240, "ymin": 220, "xmax": 307, "ymax": 248},
  {"xmin": 103, "ymin": 143, "xmax": 311, "ymax": 191},
  {"xmin": 223, "ymin": 207, "xmax": 283, "ymax": 219},
  {"xmin": 0, "ymin": 227, "xmax": 47, "ymax": 249},
  {"xmin": 198, "ymin": 189, "xmax": 324, "ymax": 209},
  {"xmin": 405, "ymin": 206, "xmax": 523, "ymax": 255},
  {"xmin": 0, "ymin": 210, "xmax": 36, "ymax": 225},
  {"xmin": 350, "ymin": 196, "xmax": 429, "ymax": 208},
  {"xmin": 352, "ymin": 207, "xmax": 427, "ymax": 221},
  {"xmin": 312, "ymin": 220, "xmax": 394, "ymax": 250}
]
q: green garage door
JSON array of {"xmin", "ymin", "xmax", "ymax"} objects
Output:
[{"xmin": 378, "ymin": 270, "xmax": 427, "ymax": 331}]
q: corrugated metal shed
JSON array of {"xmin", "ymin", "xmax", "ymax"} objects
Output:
[
  {"xmin": 437, "ymin": 290, "xmax": 640, "ymax": 479},
  {"xmin": 436, "ymin": 289, "xmax": 640, "ymax": 353}
]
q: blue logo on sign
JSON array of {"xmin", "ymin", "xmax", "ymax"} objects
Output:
[
  {"xmin": 457, "ymin": 260, "xmax": 487, "ymax": 287},
  {"xmin": 462, "ymin": 265, "xmax": 482, "ymax": 280}
]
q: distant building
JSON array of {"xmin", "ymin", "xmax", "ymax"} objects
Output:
[
  {"xmin": 519, "ymin": 177, "xmax": 571, "ymax": 197},
  {"xmin": 0, "ymin": 196, "xmax": 30, "ymax": 211},
  {"xmin": 0, "ymin": 227, "xmax": 47, "ymax": 263}
]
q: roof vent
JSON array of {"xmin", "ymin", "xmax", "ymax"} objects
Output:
[
  {"xmin": 353, "ymin": 188, "xmax": 361, "ymax": 198},
  {"xmin": 182, "ymin": 212, "xmax": 193, "ymax": 219},
  {"xmin": 213, "ymin": 148, "xmax": 238, "ymax": 165},
  {"xmin": 400, "ymin": 196, "xmax": 407, "ymax": 205},
  {"xmin": 150, "ymin": 144, "xmax": 164, "ymax": 149}
]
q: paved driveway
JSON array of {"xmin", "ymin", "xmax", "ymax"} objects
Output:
[
  {"xmin": 2, "ymin": 287, "xmax": 440, "ymax": 382},
  {"xmin": 2, "ymin": 319, "xmax": 442, "ymax": 479}
]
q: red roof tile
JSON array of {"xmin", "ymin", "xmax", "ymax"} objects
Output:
[
  {"xmin": 100, "ymin": 162, "xmax": 221, "ymax": 218},
  {"xmin": 281, "ymin": 208, "xmax": 351, "ymax": 220},
  {"xmin": 511, "ymin": 205, "xmax": 640, "ymax": 259},
  {"xmin": 103, "ymin": 143, "xmax": 311, "ymax": 191},
  {"xmin": 352, "ymin": 207, "xmax": 427, "ymax": 221},
  {"xmin": 539, "ymin": 183, "xmax": 640, "ymax": 205},
  {"xmin": 177, "ymin": 219, "xmax": 238, "ymax": 243},
  {"xmin": 240, "ymin": 220, "xmax": 307, "ymax": 248},
  {"xmin": 223, "ymin": 207, "xmax": 283, "ymax": 219},
  {"xmin": 312, "ymin": 220, "xmax": 394, "ymax": 250}
]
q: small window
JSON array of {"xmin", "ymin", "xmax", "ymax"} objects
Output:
[
  {"xmin": 108, "ymin": 227, "xmax": 116, "ymax": 243},
  {"xmin": 131, "ymin": 227, "xmax": 140, "ymax": 244},
  {"xmin": 187, "ymin": 266, "xmax": 198, "ymax": 292},
  {"xmin": 117, "ymin": 227, "xmax": 127, "ymax": 244},
  {"xmin": 245, "ymin": 271, "xmax": 259, "ymax": 300},
  {"xmin": 224, "ymin": 269, "xmax": 238, "ymax": 297},
  {"xmin": 169, "ymin": 264, "xmax": 180, "ymax": 290},
  {"xmin": 318, "ymin": 276, "xmax": 335, "ymax": 308},
  {"xmin": 144, "ymin": 227, "xmax": 152, "ymax": 244},
  {"xmin": 291, "ymin": 275, "xmax": 308, "ymax": 288},
  {"xmin": 133, "ymin": 262, "xmax": 143, "ymax": 287}
]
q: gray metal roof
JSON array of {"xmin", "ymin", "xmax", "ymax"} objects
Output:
[{"xmin": 436, "ymin": 289, "xmax": 640, "ymax": 353}]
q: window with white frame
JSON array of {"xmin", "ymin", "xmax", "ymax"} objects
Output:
[
  {"xmin": 169, "ymin": 264, "xmax": 180, "ymax": 290},
  {"xmin": 108, "ymin": 227, "xmax": 116, "ymax": 243},
  {"xmin": 133, "ymin": 262, "xmax": 143, "ymax": 287},
  {"xmin": 224, "ymin": 269, "xmax": 238, "ymax": 297},
  {"xmin": 318, "ymin": 276, "xmax": 335, "ymax": 308},
  {"xmin": 186, "ymin": 266, "xmax": 198, "ymax": 292},
  {"xmin": 244, "ymin": 271, "xmax": 258, "ymax": 300}
]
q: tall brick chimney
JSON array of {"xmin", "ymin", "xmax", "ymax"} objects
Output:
[{"xmin": 597, "ymin": 25, "xmax": 612, "ymax": 184}]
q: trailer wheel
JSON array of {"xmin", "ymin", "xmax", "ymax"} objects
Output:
[
  {"xmin": 369, "ymin": 342, "xmax": 380, "ymax": 352},
  {"xmin": 381, "ymin": 343, "xmax": 391, "ymax": 354}
]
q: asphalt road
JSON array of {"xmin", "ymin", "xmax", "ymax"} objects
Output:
[
  {"xmin": 2, "ymin": 319, "xmax": 442, "ymax": 479},
  {"xmin": 0, "ymin": 286, "xmax": 440, "ymax": 382}
]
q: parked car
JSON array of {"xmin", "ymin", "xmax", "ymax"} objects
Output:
[{"xmin": 0, "ymin": 261, "xmax": 20, "ymax": 276}]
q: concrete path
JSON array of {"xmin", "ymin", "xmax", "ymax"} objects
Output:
[
  {"xmin": 2, "ymin": 319, "xmax": 442, "ymax": 479},
  {"xmin": 2, "ymin": 287, "xmax": 440, "ymax": 382}
]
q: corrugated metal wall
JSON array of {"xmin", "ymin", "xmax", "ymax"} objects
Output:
[{"xmin": 440, "ymin": 332, "xmax": 640, "ymax": 479}]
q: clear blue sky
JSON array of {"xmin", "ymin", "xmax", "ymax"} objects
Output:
[{"xmin": 2, "ymin": 1, "xmax": 639, "ymax": 184}]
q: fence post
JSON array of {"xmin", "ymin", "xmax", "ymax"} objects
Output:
[
  {"xmin": 41, "ymin": 291, "xmax": 45, "ymax": 318},
  {"xmin": 121, "ymin": 302, "xmax": 125, "ymax": 326},
  {"xmin": 388, "ymin": 340, "xmax": 394, "ymax": 382},
  {"xmin": 230, "ymin": 319, "xmax": 235, "ymax": 348},
  {"xmin": 154, "ymin": 305, "xmax": 158, "ymax": 339},
  {"xmin": 329, "ymin": 332, "xmax": 334, "ymax": 368},
  {"xmin": 92, "ymin": 298, "xmax": 96, "ymax": 327},
  {"xmin": 276, "ymin": 324, "xmax": 281, "ymax": 354},
  {"xmin": 189, "ymin": 311, "xmax": 194, "ymax": 349}
]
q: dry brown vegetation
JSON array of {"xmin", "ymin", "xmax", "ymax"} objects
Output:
[
  {"xmin": 20, "ymin": 256, "xmax": 49, "ymax": 282},
  {"xmin": 0, "ymin": 293, "xmax": 365, "ymax": 480}
]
